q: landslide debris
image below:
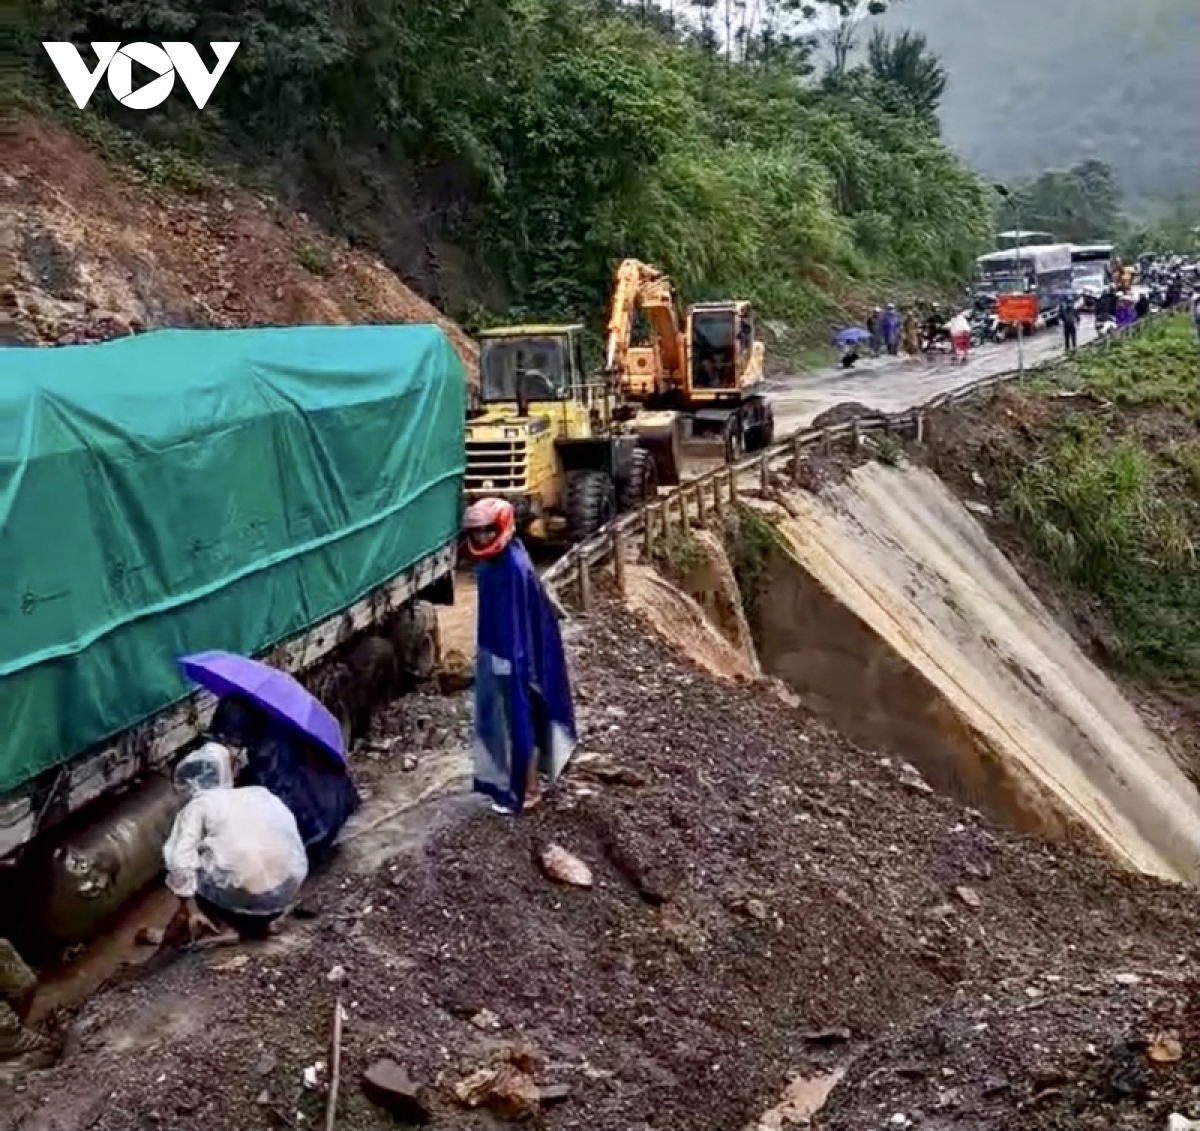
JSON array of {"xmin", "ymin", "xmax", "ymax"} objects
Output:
[
  {"xmin": 8, "ymin": 599, "xmax": 1200, "ymax": 1131},
  {"xmin": 2, "ymin": 114, "xmax": 477, "ymax": 376}
]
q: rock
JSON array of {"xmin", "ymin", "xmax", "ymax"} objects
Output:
[
  {"xmin": 538, "ymin": 1084, "xmax": 571, "ymax": 1105},
  {"xmin": 1114, "ymin": 972, "xmax": 1142, "ymax": 986},
  {"xmin": 538, "ymin": 844, "xmax": 594, "ymax": 888},
  {"xmin": 326, "ymin": 964, "xmax": 348, "ymax": 984},
  {"xmin": 303, "ymin": 1061, "xmax": 326, "ymax": 1089},
  {"xmin": 255, "ymin": 1051, "xmax": 278, "ymax": 1077},
  {"xmin": 401, "ymin": 753, "xmax": 419, "ymax": 772},
  {"xmin": 134, "ymin": 927, "xmax": 164, "ymax": 947},
  {"xmin": 955, "ymin": 885, "xmax": 982, "ymax": 909},
  {"xmin": 1147, "ymin": 1034, "xmax": 1184, "ymax": 1064},
  {"xmin": 471, "ymin": 1008, "xmax": 502, "ymax": 1032},
  {"xmin": 454, "ymin": 1064, "xmax": 540, "ymax": 1120},
  {"xmin": 574, "ymin": 755, "xmax": 649, "ymax": 788},
  {"xmin": 1168, "ymin": 1116, "xmax": 1200, "ymax": 1131},
  {"xmin": 362, "ymin": 1060, "xmax": 432, "ymax": 1123}
]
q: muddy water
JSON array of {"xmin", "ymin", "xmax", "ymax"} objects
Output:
[{"xmin": 761, "ymin": 460, "xmax": 1200, "ymax": 883}]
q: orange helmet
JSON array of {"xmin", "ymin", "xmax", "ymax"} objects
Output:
[{"xmin": 462, "ymin": 497, "xmax": 516, "ymax": 560}]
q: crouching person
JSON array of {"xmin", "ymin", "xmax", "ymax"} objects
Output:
[{"xmin": 163, "ymin": 743, "xmax": 307, "ymax": 945}]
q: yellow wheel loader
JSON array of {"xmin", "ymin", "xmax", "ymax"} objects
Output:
[
  {"xmin": 605, "ymin": 258, "xmax": 773, "ymax": 462},
  {"xmin": 464, "ymin": 324, "xmax": 682, "ymax": 544}
]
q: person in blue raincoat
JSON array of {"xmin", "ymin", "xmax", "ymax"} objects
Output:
[
  {"xmin": 462, "ymin": 497, "xmax": 577, "ymax": 815},
  {"xmin": 880, "ymin": 303, "xmax": 901, "ymax": 355}
]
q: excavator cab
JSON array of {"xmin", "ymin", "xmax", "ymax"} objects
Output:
[{"xmin": 687, "ymin": 301, "xmax": 761, "ymax": 397}]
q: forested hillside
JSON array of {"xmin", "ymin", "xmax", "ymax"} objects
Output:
[
  {"xmin": 10, "ymin": 0, "xmax": 991, "ymax": 345},
  {"xmin": 874, "ymin": 0, "xmax": 1200, "ymax": 208}
]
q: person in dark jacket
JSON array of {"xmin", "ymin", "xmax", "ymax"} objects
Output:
[
  {"xmin": 866, "ymin": 308, "xmax": 883, "ymax": 357},
  {"xmin": 208, "ymin": 694, "xmax": 361, "ymax": 866},
  {"xmin": 1135, "ymin": 292, "xmax": 1151, "ymax": 320},
  {"xmin": 1058, "ymin": 294, "xmax": 1079, "ymax": 353}
]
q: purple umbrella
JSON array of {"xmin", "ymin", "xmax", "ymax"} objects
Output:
[{"xmin": 179, "ymin": 650, "xmax": 345, "ymax": 763}]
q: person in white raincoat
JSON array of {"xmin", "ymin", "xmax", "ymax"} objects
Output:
[{"xmin": 163, "ymin": 743, "xmax": 307, "ymax": 942}]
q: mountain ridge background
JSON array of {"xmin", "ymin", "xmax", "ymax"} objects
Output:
[{"xmin": 873, "ymin": 0, "xmax": 1200, "ymax": 209}]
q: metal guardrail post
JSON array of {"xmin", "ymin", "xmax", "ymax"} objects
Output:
[
  {"xmin": 576, "ymin": 553, "xmax": 592, "ymax": 611},
  {"xmin": 612, "ymin": 526, "xmax": 626, "ymax": 595},
  {"xmin": 644, "ymin": 503, "xmax": 657, "ymax": 560},
  {"xmin": 712, "ymin": 475, "xmax": 726, "ymax": 522},
  {"xmin": 728, "ymin": 466, "xmax": 738, "ymax": 501},
  {"xmin": 851, "ymin": 418, "xmax": 862, "ymax": 448},
  {"xmin": 696, "ymin": 478, "xmax": 708, "ymax": 526},
  {"xmin": 915, "ymin": 410, "xmax": 925, "ymax": 444},
  {"xmin": 678, "ymin": 488, "xmax": 690, "ymax": 534},
  {"xmin": 759, "ymin": 453, "xmax": 769, "ymax": 493}
]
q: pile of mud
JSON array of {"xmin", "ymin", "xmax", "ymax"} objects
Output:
[
  {"xmin": 1, "ymin": 115, "xmax": 476, "ymax": 375},
  {"xmin": 9, "ymin": 595, "xmax": 1200, "ymax": 1131}
]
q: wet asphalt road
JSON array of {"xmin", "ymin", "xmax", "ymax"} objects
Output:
[{"xmin": 767, "ymin": 318, "xmax": 1097, "ymax": 435}]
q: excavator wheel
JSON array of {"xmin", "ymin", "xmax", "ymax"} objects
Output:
[
  {"xmin": 618, "ymin": 448, "xmax": 659, "ymax": 513},
  {"xmin": 723, "ymin": 414, "xmax": 746, "ymax": 463},
  {"xmin": 565, "ymin": 469, "xmax": 617, "ymax": 543}
]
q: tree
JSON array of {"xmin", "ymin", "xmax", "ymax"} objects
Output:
[
  {"xmin": 1007, "ymin": 160, "xmax": 1124, "ymax": 242},
  {"xmin": 820, "ymin": 0, "xmax": 892, "ymax": 79},
  {"xmin": 866, "ymin": 28, "xmax": 947, "ymax": 122}
]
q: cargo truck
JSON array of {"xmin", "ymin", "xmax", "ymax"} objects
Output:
[{"xmin": 0, "ymin": 324, "xmax": 466, "ymax": 960}]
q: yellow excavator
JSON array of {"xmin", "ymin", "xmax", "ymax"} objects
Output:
[
  {"xmin": 463, "ymin": 323, "xmax": 682, "ymax": 544},
  {"xmin": 604, "ymin": 258, "xmax": 772, "ymax": 462}
]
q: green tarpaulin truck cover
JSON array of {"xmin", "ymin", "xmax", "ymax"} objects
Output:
[{"xmin": 0, "ymin": 324, "xmax": 466, "ymax": 794}]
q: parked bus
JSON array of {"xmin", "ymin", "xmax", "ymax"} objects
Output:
[
  {"xmin": 973, "ymin": 243, "xmax": 1074, "ymax": 327},
  {"xmin": 996, "ymin": 229, "xmax": 1056, "ymax": 251},
  {"xmin": 1070, "ymin": 243, "xmax": 1115, "ymax": 307}
]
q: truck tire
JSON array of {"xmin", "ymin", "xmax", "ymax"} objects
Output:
[
  {"xmin": 395, "ymin": 602, "xmax": 440, "ymax": 683},
  {"xmin": 565, "ymin": 469, "xmax": 616, "ymax": 542},
  {"xmin": 618, "ymin": 448, "xmax": 659, "ymax": 513},
  {"xmin": 723, "ymin": 414, "xmax": 745, "ymax": 463}
]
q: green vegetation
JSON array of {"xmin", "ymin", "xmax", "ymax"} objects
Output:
[
  {"xmin": 1009, "ymin": 315, "xmax": 1200, "ymax": 684},
  {"xmin": 13, "ymin": 0, "xmax": 991, "ymax": 342},
  {"xmin": 723, "ymin": 506, "xmax": 781, "ymax": 644},
  {"xmin": 1028, "ymin": 315, "xmax": 1200, "ymax": 408}
]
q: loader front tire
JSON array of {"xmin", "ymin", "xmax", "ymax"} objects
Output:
[
  {"xmin": 565, "ymin": 469, "xmax": 616, "ymax": 543},
  {"xmin": 618, "ymin": 448, "xmax": 659, "ymax": 513}
]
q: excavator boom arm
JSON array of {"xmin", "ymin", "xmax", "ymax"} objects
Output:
[{"xmin": 603, "ymin": 258, "xmax": 686, "ymax": 388}]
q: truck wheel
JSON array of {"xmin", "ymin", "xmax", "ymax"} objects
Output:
[
  {"xmin": 390, "ymin": 602, "xmax": 440, "ymax": 683},
  {"xmin": 723, "ymin": 414, "xmax": 745, "ymax": 463},
  {"xmin": 618, "ymin": 448, "xmax": 659, "ymax": 513},
  {"xmin": 565, "ymin": 469, "xmax": 616, "ymax": 542}
]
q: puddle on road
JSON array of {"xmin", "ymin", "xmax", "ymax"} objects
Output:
[
  {"xmin": 338, "ymin": 744, "xmax": 474, "ymax": 873},
  {"xmin": 753, "ymin": 1067, "xmax": 846, "ymax": 1129}
]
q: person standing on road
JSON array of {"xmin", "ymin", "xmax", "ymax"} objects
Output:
[
  {"xmin": 462, "ymin": 498, "xmax": 577, "ymax": 816},
  {"xmin": 866, "ymin": 308, "xmax": 883, "ymax": 357},
  {"xmin": 881, "ymin": 304, "xmax": 901, "ymax": 356},
  {"xmin": 902, "ymin": 311, "xmax": 920, "ymax": 357},
  {"xmin": 1058, "ymin": 294, "xmax": 1079, "ymax": 353},
  {"xmin": 947, "ymin": 311, "xmax": 971, "ymax": 364}
]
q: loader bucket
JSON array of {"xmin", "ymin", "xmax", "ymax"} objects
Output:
[{"xmin": 630, "ymin": 410, "xmax": 683, "ymax": 487}]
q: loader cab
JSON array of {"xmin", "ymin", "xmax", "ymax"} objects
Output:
[
  {"xmin": 476, "ymin": 325, "xmax": 588, "ymax": 409},
  {"xmin": 689, "ymin": 301, "xmax": 755, "ymax": 395}
]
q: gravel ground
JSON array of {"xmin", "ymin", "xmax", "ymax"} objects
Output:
[{"xmin": 6, "ymin": 603, "xmax": 1200, "ymax": 1131}]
